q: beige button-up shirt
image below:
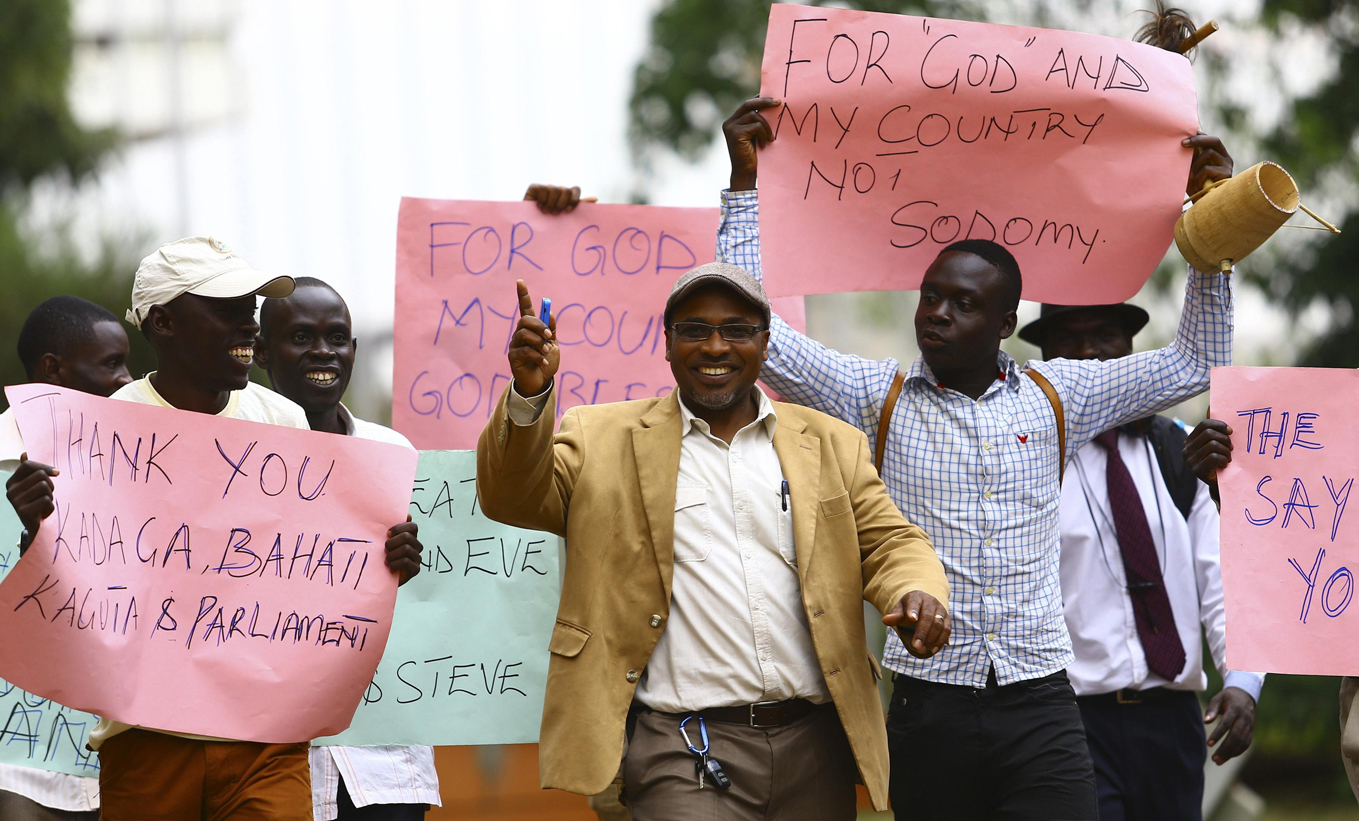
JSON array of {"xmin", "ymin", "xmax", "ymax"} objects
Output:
[{"xmin": 510, "ymin": 385, "xmax": 829, "ymax": 712}]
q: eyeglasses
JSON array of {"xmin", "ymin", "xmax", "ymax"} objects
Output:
[{"xmin": 670, "ymin": 322, "xmax": 767, "ymax": 342}]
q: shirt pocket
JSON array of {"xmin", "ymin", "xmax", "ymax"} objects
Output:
[
  {"xmin": 775, "ymin": 486, "xmax": 797, "ymax": 568},
  {"xmin": 673, "ymin": 485, "xmax": 712, "ymax": 563},
  {"xmin": 1000, "ymin": 425, "xmax": 1060, "ymax": 507}
]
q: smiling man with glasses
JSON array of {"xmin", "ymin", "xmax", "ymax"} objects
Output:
[{"xmin": 474, "ymin": 265, "xmax": 949, "ymax": 819}]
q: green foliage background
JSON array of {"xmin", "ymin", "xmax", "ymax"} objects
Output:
[{"xmin": 0, "ymin": 0, "xmax": 150, "ymax": 412}]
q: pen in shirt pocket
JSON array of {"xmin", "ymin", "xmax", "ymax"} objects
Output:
[{"xmin": 780, "ymin": 480, "xmax": 789, "ymax": 511}]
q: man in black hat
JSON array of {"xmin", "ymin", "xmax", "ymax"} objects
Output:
[{"xmin": 1022, "ymin": 303, "xmax": 1261, "ymax": 821}]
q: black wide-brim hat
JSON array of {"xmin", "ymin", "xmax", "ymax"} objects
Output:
[{"xmin": 1017, "ymin": 303, "xmax": 1151, "ymax": 346}]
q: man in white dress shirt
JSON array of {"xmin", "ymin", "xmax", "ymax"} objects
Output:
[
  {"xmin": 257, "ymin": 279, "xmax": 441, "ymax": 821},
  {"xmin": 1, "ymin": 296, "xmax": 132, "ymax": 820},
  {"xmin": 1023, "ymin": 302, "xmax": 1262, "ymax": 821}
]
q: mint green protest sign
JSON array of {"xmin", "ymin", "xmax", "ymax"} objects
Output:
[
  {"xmin": 317, "ymin": 450, "xmax": 560, "ymax": 747},
  {"xmin": 0, "ymin": 470, "xmax": 101, "ymax": 778}
]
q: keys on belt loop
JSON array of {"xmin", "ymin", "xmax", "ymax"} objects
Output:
[{"xmin": 679, "ymin": 715, "xmax": 731, "ymax": 791}]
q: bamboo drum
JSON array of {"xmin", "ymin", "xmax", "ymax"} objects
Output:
[{"xmin": 1174, "ymin": 161, "xmax": 1299, "ymax": 272}]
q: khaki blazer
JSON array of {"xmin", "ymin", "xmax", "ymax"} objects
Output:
[{"xmin": 476, "ymin": 385, "xmax": 947, "ymax": 811}]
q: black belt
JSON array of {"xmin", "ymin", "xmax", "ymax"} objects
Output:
[
  {"xmin": 1082, "ymin": 687, "xmax": 1186, "ymax": 705},
  {"xmin": 638, "ymin": 698, "xmax": 823, "ymax": 728}
]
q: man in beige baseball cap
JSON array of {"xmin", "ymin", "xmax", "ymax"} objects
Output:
[
  {"xmin": 7, "ymin": 236, "xmax": 424, "ymax": 820},
  {"xmin": 119, "ymin": 236, "xmax": 299, "ymax": 418}
]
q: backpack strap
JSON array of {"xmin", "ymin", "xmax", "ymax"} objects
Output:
[
  {"xmin": 875, "ymin": 372, "xmax": 906, "ymax": 474},
  {"xmin": 1141, "ymin": 416, "xmax": 1199, "ymax": 521},
  {"xmin": 1023, "ymin": 368, "xmax": 1066, "ymax": 482}
]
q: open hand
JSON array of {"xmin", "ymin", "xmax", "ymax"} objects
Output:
[
  {"xmin": 883, "ymin": 590, "xmax": 950, "ymax": 658},
  {"xmin": 1205, "ymin": 686, "xmax": 1255, "ymax": 764},
  {"xmin": 508, "ymin": 279, "xmax": 559, "ymax": 397},
  {"xmin": 723, "ymin": 97, "xmax": 779, "ymax": 191}
]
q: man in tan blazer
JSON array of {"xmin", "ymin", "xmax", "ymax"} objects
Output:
[{"xmin": 477, "ymin": 263, "xmax": 949, "ymax": 819}]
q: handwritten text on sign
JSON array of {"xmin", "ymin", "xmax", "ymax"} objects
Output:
[
  {"xmin": 1214, "ymin": 367, "xmax": 1359, "ymax": 676},
  {"xmin": 0, "ymin": 488, "xmax": 99, "ymax": 778},
  {"xmin": 317, "ymin": 450, "xmax": 559, "ymax": 746},
  {"xmin": 755, "ymin": 5, "xmax": 1198, "ymax": 303},
  {"xmin": 392, "ymin": 200, "xmax": 805, "ymax": 450},
  {"xmin": 0, "ymin": 385, "xmax": 418, "ymax": 742}
]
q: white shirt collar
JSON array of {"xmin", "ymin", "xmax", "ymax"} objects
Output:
[
  {"xmin": 676, "ymin": 385, "xmax": 779, "ymax": 440},
  {"xmin": 336, "ymin": 402, "xmax": 357, "ymax": 436}
]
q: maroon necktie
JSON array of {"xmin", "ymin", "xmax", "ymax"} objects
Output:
[{"xmin": 1094, "ymin": 430, "xmax": 1186, "ymax": 680}]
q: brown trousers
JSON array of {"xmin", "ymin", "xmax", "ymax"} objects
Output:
[
  {"xmin": 97, "ymin": 730, "xmax": 311, "ymax": 821},
  {"xmin": 621, "ymin": 704, "xmax": 858, "ymax": 821}
]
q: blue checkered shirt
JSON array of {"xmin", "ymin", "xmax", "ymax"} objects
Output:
[{"xmin": 717, "ymin": 189, "xmax": 1234, "ymax": 687}]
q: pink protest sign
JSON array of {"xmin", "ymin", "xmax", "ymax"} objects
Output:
[
  {"xmin": 0, "ymin": 384, "xmax": 418, "ymax": 742},
  {"xmin": 392, "ymin": 199, "xmax": 805, "ymax": 449},
  {"xmin": 756, "ymin": 4, "xmax": 1199, "ymax": 303},
  {"xmin": 1213, "ymin": 367, "xmax": 1359, "ymax": 675}
]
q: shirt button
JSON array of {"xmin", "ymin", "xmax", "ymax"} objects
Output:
[
  {"xmin": 649, "ymin": 615, "xmax": 663, "ymax": 628},
  {"xmin": 984, "ymin": 490, "xmax": 993, "ymax": 500},
  {"xmin": 985, "ymin": 538, "xmax": 994, "ymax": 547},
  {"xmin": 985, "ymin": 586, "xmax": 996, "ymax": 595},
  {"xmin": 983, "ymin": 442, "xmax": 992, "ymax": 451},
  {"xmin": 626, "ymin": 669, "xmax": 639, "ymax": 683},
  {"xmin": 744, "ymin": 551, "xmax": 752, "ymax": 559},
  {"xmin": 986, "ymin": 632, "xmax": 997, "ymax": 642}
]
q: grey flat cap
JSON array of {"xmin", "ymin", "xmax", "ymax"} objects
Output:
[{"xmin": 664, "ymin": 262, "xmax": 772, "ymax": 326}]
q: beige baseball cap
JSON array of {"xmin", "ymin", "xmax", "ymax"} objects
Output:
[{"xmin": 125, "ymin": 236, "xmax": 295, "ymax": 328}]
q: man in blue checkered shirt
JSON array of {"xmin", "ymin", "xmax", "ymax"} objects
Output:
[{"xmin": 714, "ymin": 97, "xmax": 1235, "ymax": 820}]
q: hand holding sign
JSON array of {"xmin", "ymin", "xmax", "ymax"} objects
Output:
[
  {"xmin": 524, "ymin": 184, "xmax": 594, "ymax": 215},
  {"xmin": 1184, "ymin": 134, "xmax": 1234, "ymax": 196},
  {"xmin": 1183, "ymin": 418, "xmax": 1234, "ymax": 487},
  {"xmin": 509, "ymin": 279, "xmax": 560, "ymax": 397},
  {"xmin": 385, "ymin": 517, "xmax": 423, "ymax": 585},
  {"xmin": 724, "ymin": 97, "xmax": 780, "ymax": 191},
  {"xmin": 5, "ymin": 454, "xmax": 59, "ymax": 553}
]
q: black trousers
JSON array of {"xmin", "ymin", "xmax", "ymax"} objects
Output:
[
  {"xmin": 336, "ymin": 779, "xmax": 427, "ymax": 821},
  {"xmin": 1077, "ymin": 690, "xmax": 1206, "ymax": 821},
  {"xmin": 887, "ymin": 670, "xmax": 1098, "ymax": 820}
]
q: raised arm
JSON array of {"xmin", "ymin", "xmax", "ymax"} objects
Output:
[
  {"xmin": 717, "ymin": 98, "xmax": 898, "ymax": 434},
  {"xmin": 1036, "ymin": 135, "xmax": 1236, "ymax": 449},
  {"xmin": 476, "ymin": 280, "xmax": 581, "ymax": 537}
]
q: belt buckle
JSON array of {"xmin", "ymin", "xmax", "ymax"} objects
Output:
[
  {"xmin": 749, "ymin": 701, "xmax": 781, "ymax": 728},
  {"xmin": 1115, "ymin": 689, "xmax": 1142, "ymax": 705}
]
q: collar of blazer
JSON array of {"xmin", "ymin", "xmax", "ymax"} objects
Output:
[{"xmin": 630, "ymin": 390, "xmax": 824, "ymax": 602}]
